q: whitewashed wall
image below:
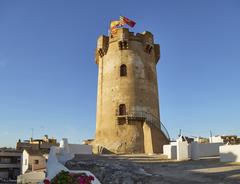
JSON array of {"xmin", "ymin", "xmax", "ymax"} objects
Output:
[
  {"xmin": 47, "ymin": 146, "xmax": 101, "ymax": 184},
  {"xmin": 22, "ymin": 150, "xmax": 29, "ymax": 174},
  {"xmin": 69, "ymin": 144, "xmax": 92, "ymax": 155},
  {"xmin": 163, "ymin": 144, "xmax": 177, "ymax": 159},
  {"xmin": 177, "ymin": 141, "xmax": 189, "ymax": 161},
  {"xmin": 220, "ymin": 145, "xmax": 240, "ymax": 162},
  {"xmin": 191, "ymin": 142, "xmax": 224, "ymax": 160},
  {"xmin": 57, "ymin": 139, "xmax": 92, "ymax": 164},
  {"xmin": 164, "ymin": 141, "xmax": 224, "ymax": 161},
  {"xmin": 163, "ymin": 141, "xmax": 189, "ymax": 161}
]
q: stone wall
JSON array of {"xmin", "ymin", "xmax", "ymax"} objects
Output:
[{"xmin": 94, "ymin": 28, "xmax": 169, "ymax": 154}]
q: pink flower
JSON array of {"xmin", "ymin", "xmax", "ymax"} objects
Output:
[
  {"xmin": 77, "ymin": 176, "xmax": 85, "ymax": 184},
  {"xmin": 88, "ymin": 175, "xmax": 94, "ymax": 181},
  {"xmin": 43, "ymin": 179, "xmax": 50, "ymax": 184},
  {"xmin": 77, "ymin": 175, "xmax": 94, "ymax": 184}
]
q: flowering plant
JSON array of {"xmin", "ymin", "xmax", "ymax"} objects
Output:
[
  {"xmin": 43, "ymin": 179, "xmax": 50, "ymax": 184},
  {"xmin": 77, "ymin": 175, "xmax": 94, "ymax": 184},
  {"xmin": 43, "ymin": 171, "xmax": 94, "ymax": 184}
]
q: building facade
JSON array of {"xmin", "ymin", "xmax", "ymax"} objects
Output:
[
  {"xmin": 0, "ymin": 148, "xmax": 21, "ymax": 181},
  {"xmin": 21, "ymin": 150, "xmax": 47, "ymax": 174},
  {"xmin": 16, "ymin": 135, "xmax": 59, "ymax": 151},
  {"xmin": 94, "ymin": 28, "xmax": 169, "ymax": 154}
]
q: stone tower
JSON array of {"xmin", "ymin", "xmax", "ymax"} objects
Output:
[{"xmin": 94, "ymin": 28, "xmax": 169, "ymax": 154}]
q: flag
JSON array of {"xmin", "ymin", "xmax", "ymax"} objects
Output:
[
  {"xmin": 109, "ymin": 17, "xmax": 136, "ymax": 35},
  {"xmin": 120, "ymin": 16, "xmax": 136, "ymax": 27},
  {"xmin": 110, "ymin": 20, "xmax": 121, "ymax": 34},
  {"xmin": 110, "ymin": 20, "xmax": 121, "ymax": 29}
]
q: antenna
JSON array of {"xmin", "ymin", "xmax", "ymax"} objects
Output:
[
  {"xmin": 178, "ymin": 129, "xmax": 182, "ymax": 137},
  {"xmin": 31, "ymin": 128, "xmax": 34, "ymax": 139}
]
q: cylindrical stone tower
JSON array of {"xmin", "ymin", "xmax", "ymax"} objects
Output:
[{"xmin": 94, "ymin": 28, "xmax": 169, "ymax": 154}]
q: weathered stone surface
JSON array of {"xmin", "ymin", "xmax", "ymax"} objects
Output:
[
  {"xmin": 66, "ymin": 154, "xmax": 157, "ymax": 184},
  {"xmin": 94, "ymin": 28, "xmax": 169, "ymax": 154},
  {"xmin": 65, "ymin": 154, "xmax": 240, "ymax": 184}
]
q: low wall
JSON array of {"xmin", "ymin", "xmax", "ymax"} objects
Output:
[
  {"xmin": 163, "ymin": 141, "xmax": 188, "ymax": 161},
  {"xmin": 177, "ymin": 141, "xmax": 188, "ymax": 161},
  {"xmin": 163, "ymin": 145, "xmax": 177, "ymax": 159},
  {"xmin": 69, "ymin": 144, "xmax": 92, "ymax": 155},
  {"xmin": 198, "ymin": 143, "xmax": 223, "ymax": 157},
  {"xmin": 191, "ymin": 142, "xmax": 223, "ymax": 160},
  {"xmin": 17, "ymin": 171, "xmax": 45, "ymax": 184},
  {"xmin": 220, "ymin": 145, "xmax": 240, "ymax": 162},
  {"xmin": 164, "ymin": 142, "xmax": 224, "ymax": 161},
  {"xmin": 47, "ymin": 147, "xmax": 101, "ymax": 183}
]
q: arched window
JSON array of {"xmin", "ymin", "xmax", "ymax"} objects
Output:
[
  {"xmin": 119, "ymin": 104, "xmax": 126, "ymax": 115},
  {"xmin": 120, "ymin": 64, "xmax": 127, "ymax": 77}
]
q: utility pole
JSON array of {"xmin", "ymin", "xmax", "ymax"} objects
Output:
[
  {"xmin": 31, "ymin": 128, "xmax": 34, "ymax": 139},
  {"xmin": 210, "ymin": 130, "xmax": 213, "ymax": 143}
]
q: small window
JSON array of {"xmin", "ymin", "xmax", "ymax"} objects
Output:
[
  {"xmin": 118, "ymin": 41, "xmax": 128, "ymax": 50},
  {"xmin": 119, "ymin": 104, "xmax": 126, "ymax": 115},
  {"xmin": 25, "ymin": 159, "xmax": 27, "ymax": 165},
  {"xmin": 145, "ymin": 44, "xmax": 153, "ymax": 54},
  {"xmin": 120, "ymin": 64, "xmax": 127, "ymax": 77},
  {"xmin": 98, "ymin": 48, "xmax": 104, "ymax": 57},
  {"xmin": 34, "ymin": 160, "xmax": 39, "ymax": 164}
]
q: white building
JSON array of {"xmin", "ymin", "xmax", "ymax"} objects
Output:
[
  {"xmin": 209, "ymin": 136, "xmax": 224, "ymax": 143},
  {"xmin": 22, "ymin": 149, "xmax": 48, "ymax": 174}
]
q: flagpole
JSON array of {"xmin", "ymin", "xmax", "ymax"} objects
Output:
[{"xmin": 108, "ymin": 19, "xmax": 112, "ymax": 36}]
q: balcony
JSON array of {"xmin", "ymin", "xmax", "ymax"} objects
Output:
[
  {"xmin": 116, "ymin": 110, "xmax": 170, "ymax": 140},
  {"xmin": 116, "ymin": 111, "xmax": 157, "ymax": 125},
  {"xmin": 0, "ymin": 163, "xmax": 20, "ymax": 168}
]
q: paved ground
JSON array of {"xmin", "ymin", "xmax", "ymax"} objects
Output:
[{"xmin": 66, "ymin": 154, "xmax": 240, "ymax": 184}]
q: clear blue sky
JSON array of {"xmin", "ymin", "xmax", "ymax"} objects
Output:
[{"xmin": 0, "ymin": 0, "xmax": 240, "ymax": 147}]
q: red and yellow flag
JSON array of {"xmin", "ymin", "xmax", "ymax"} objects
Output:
[
  {"xmin": 120, "ymin": 16, "xmax": 136, "ymax": 27},
  {"xmin": 110, "ymin": 16, "xmax": 136, "ymax": 35},
  {"xmin": 110, "ymin": 20, "xmax": 120, "ymax": 34}
]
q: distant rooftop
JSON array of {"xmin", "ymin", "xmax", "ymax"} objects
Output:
[{"xmin": 0, "ymin": 147, "xmax": 21, "ymax": 153}]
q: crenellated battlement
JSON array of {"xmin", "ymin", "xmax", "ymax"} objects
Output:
[{"xmin": 95, "ymin": 28, "xmax": 160, "ymax": 64}]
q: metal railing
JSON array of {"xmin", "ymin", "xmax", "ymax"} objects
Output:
[
  {"xmin": 160, "ymin": 121, "xmax": 170, "ymax": 141},
  {"xmin": 116, "ymin": 110, "xmax": 170, "ymax": 140}
]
